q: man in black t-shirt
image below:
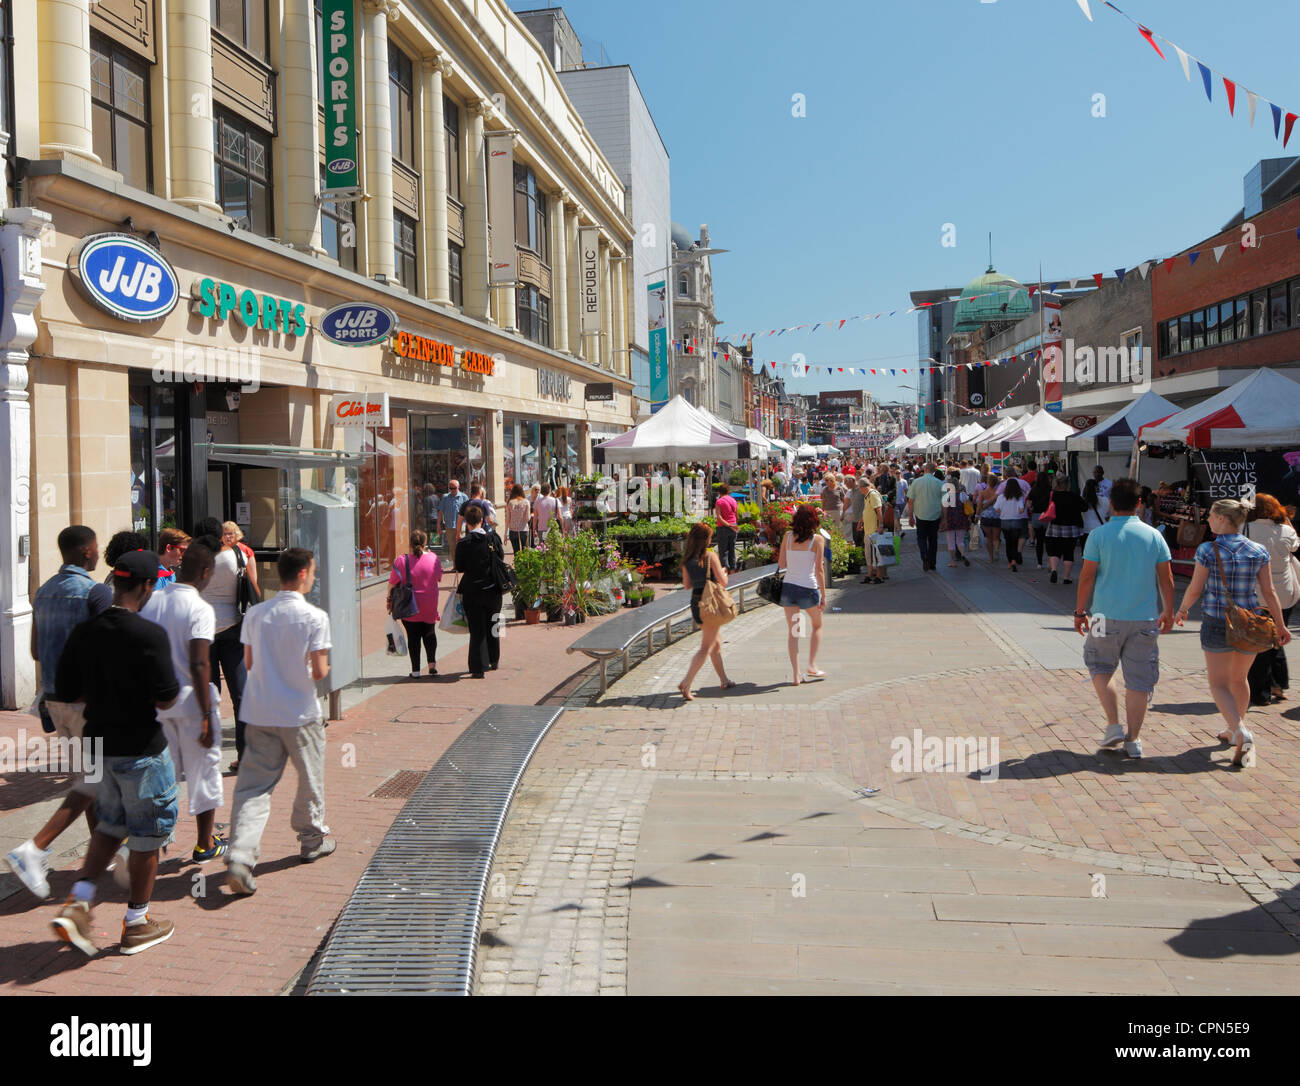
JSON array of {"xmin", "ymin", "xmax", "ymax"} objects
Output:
[{"xmin": 50, "ymin": 550, "xmax": 182, "ymax": 958}]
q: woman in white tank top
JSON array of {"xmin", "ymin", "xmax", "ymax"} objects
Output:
[{"xmin": 778, "ymin": 504, "xmax": 827, "ymax": 686}]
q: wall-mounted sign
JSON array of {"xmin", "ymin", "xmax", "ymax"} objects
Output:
[
  {"xmin": 71, "ymin": 233, "xmax": 179, "ymax": 322},
  {"xmin": 329, "ymin": 392, "xmax": 391, "ymax": 428},
  {"xmin": 321, "ymin": 0, "xmax": 358, "ymax": 189},
  {"xmin": 1070, "ymin": 415, "xmax": 1098, "ymax": 431},
  {"xmin": 486, "ymin": 132, "xmax": 517, "ymax": 285},
  {"xmin": 319, "ymin": 302, "xmax": 397, "ymax": 346},
  {"xmin": 195, "ymin": 278, "xmax": 307, "ymax": 336},
  {"xmin": 235, "ymin": 502, "xmax": 252, "ymax": 525},
  {"xmin": 390, "ymin": 331, "xmax": 495, "ymax": 377},
  {"xmin": 580, "ymin": 226, "xmax": 601, "ymax": 334},
  {"xmin": 585, "ymin": 382, "xmax": 615, "ymax": 403},
  {"xmin": 538, "ymin": 366, "xmax": 572, "ymax": 400}
]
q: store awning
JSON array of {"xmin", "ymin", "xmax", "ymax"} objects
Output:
[{"xmin": 206, "ymin": 443, "xmax": 366, "ymax": 469}]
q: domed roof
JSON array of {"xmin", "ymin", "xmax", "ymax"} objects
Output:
[
  {"xmin": 670, "ymin": 222, "xmax": 695, "ymax": 251},
  {"xmin": 952, "ymin": 266, "xmax": 1033, "ymax": 333}
]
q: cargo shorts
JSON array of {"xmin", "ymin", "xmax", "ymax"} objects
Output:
[{"xmin": 1083, "ymin": 619, "xmax": 1160, "ymax": 693}]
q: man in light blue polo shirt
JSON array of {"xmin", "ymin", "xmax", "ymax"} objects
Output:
[
  {"xmin": 437, "ymin": 480, "xmax": 468, "ymax": 567},
  {"xmin": 905, "ymin": 465, "xmax": 945, "ymax": 572},
  {"xmin": 1074, "ymin": 478, "xmax": 1174, "ymax": 759}
]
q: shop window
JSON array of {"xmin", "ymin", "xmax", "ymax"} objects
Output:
[
  {"xmin": 214, "ymin": 109, "xmax": 272, "ymax": 236},
  {"xmin": 91, "ymin": 34, "xmax": 152, "ymax": 193},
  {"xmin": 389, "ymin": 42, "xmax": 415, "ymax": 168},
  {"xmin": 448, "ymin": 241, "xmax": 463, "ymax": 307},
  {"xmin": 1219, "ymin": 300, "xmax": 1235, "ymax": 344},
  {"xmin": 407, "ymin": 411, "xmax": 485, "ymax": 550},
  {"xmin": 212, "ymin": 0, "xmax": 267, "ymax": 61},
  {"xmin": 503, "ymin": 419, "xmax": 516, "ymax": 497},
  {"xmin": 1204, "ymin": 304, "xmax": 1218, "ymax": 347},
  {"xmin": 444, "ymin": 96, "xmax": 461, "ymax": 202},
  {"xmin": 1190, "ymin": 309, "xmax": 1204, "ymax": 351},
  {"xmin": 1235, "ymin": 296, "xmax": 1248, "ymax": 340},
  {"xmin": 1162, "ymin": 318, "xmax": 1178, "ymax": 357},
  {"xmin": 1251, "ymin": 291, "xmax": 1267, "ymax": 336},
  {"xmin": 1269, "ymin": 283, "xmax": 1289, "ymax": 332},
  {"xmin": 517, "ymin": 418, "xmax": 540, "ymax": 488},
  {"xmin": 1178, "ymin": 313, "xmax": 1191, "ymax": 354},
  {"xmin": 129, "ymin": 383, "xmax": 179, "ymax": 549},
  {"xmin": 394, "ymin": 212, "xmax": 418, "ymax": 291},
  {"xmin": 319, "ymin": 163, "xmax": 357, "ymax": 271}
]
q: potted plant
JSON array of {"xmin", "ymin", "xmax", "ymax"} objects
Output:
[{"xmin": 513, "ymin": 548, "xmax": 544, "ymax": 624}]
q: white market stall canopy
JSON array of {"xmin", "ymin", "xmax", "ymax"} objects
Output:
[
  {"xmin": 944, "ymin": 422, "xmax": 987, "ymax": 449},
  {"xmin": 933, "ymin": 425, "xmax": 969, "ymax": 449},
  {"xmin": 884, "ymin": 435, "xmax": 911, "ymax": 453},
  {"xmin": 1000, "ymin": 411, "xmax": 1078, "ymax": 453},
  {"xmin": 745, "ymin": 429, "xmax": 774, "ymax": 458},
  {"xmin": 968, "ymin": 413, "xmax": 1030, "ymax": 453},
  {"xmin": 593, "ymin": 395, "xmax": 751, "ymax": 463},
  {"xmin": 1066, "ymin": 390, "xmax": 1180, "ymax": 452},
  {"xmin": 904, "ymin": 433, "xmax": 940, "ymax": 453},
  {"xmin": 768, "ymin": 436, "xmax": 793, "ymax": 454},
  {"xmin": 796, "ymin": 443, "xmax": 818, "ymax": 458},
  {"xmin": 1137, "ymin": 368, "xmax": 1300, "ymax": 449},
  {"xmin": 815, "ymin": 444, "xmax": 838, "ymax": 456}
]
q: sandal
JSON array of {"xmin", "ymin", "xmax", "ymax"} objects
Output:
[
  {"xmin": 805, "ymin": 668, "xmax": 828, "ymax": 679},
  {"xmin": 678, "ymin": 682, "xmax": 694, "ymax": 702},
  {"xmin": 1229, "ymin": 726, "xmax": 1254, "ymax": 767}
]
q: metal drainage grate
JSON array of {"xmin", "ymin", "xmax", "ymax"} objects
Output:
[
  {"xmin": 306, "ymin": 704, "xmax": 564, "ymax": 996},
  {"xmin": 367, "ymin": 770, "xmax": 426, "ymax": 800}
]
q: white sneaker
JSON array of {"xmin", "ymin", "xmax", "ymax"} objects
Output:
[
  {"xmin": 110, "ymin": 846, "xmax": 131, "ymax": 890},
  {"xmin": 4, "ymin": 840, "xmax": 51, "ymax": 899},
  {"xmin": 1100, "ymin": 723, "xmax": 1125, "ymax": 748},
  {"xmin": 1124, "ymin": 739, "xmax": 1143, "ymax": 759}
]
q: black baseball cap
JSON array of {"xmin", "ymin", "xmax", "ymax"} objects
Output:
[{"xmin": 113, "ymin": 549, "xmax": 163, "ymax": 582}]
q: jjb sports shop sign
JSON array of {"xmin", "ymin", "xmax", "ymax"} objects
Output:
[
  {"xmin": 70, "ymin": 233, "xmax": 180, "ymax": 322},
  {"xmin": 321, "ymin": 0, "xmax": 358, "ymax": 190},
  {"xmin": 319, "ymin": 302, "xmax": 397, "ymax": 346}
]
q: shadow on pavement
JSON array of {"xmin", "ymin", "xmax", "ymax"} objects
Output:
[
  {"xmin": 1167, "ymin": 885, "xmax": 1300, "ymax": 960},
  {"xmin": 977, "ymin": 743, "xmax": 1247, "ymax": 782}
]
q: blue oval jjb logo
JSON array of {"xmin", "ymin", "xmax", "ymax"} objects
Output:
[
  {"xmin": 327, "ymin": 159, "xmax": 355, "ymax": 174},
  {"xmin": 319, "ymin": 302, "xmax": 397, "ymax": 346},
  {"xmin": 74, "ymin": 233, "xmax": 179, "ymax": 322}
]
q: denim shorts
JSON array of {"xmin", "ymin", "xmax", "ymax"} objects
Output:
[
  {"xmin": 1199, "ymin": 615, "xmax": 1252, "ymax": 655},
  {"xmin": 95, "ymin": 751, "xmax": 179, "ymax": 852},
  {"xmin": 980, "ymin": 514, "xmax": 1000, "ymax": 527},
  {"xmin": 780, "ymin": 583, "xmax": 821, "ymax": 610}
]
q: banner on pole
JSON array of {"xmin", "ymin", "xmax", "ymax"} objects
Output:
[
  {"xmin": 648, "ymin": 280, "xmax": 668, "ymax": 412},
  {"xmin": 322, "ymin": 0, "xmax": 358, "ymax": 190},
  {"xmin": 486, "ymin": 133, "xmax": 517, "ymax": 285},
  {"xmin": 580, "ymin": 227, "xmax": 602, "ymax": 335},
  {"xmin": 1043, "ymin": 298, "xmax": 1063, "ymax": 413}
]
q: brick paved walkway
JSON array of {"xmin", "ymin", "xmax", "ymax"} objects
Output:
[{"xmin": 475, "ymin": 556, "xmax": 1300, "ymax": 994}]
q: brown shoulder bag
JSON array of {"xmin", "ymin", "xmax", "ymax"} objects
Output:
[{"xmin": 1212, "ymin": 539, "xmax": 1278, "ymax": 652}]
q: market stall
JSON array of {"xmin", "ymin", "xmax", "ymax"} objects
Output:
[
  {"xmin": 999, "ymin": 411, "xmax": 1077, "ymax": 453},
  {"xmin": 592, "ymin": 395, "xmax": 752, "ymax": 464},
  {"xmin": 966, "ymin": 413, "xmax": 1029, "ymax": 456}
]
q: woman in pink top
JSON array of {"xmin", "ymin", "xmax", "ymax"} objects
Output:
[{"xmin": 388, "ymin": 529, "xmax": 444, "ymax": 677}]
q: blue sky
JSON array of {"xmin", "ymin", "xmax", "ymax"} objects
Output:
[{"xmin": 510, "ymin": 0, "xmax": 1299, "ymax": 404}]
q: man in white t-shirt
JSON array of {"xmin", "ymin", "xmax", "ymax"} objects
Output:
[
  {"xmin": 960, "ymin": 459, "xmax": 981, "ymax": 497},
  {"xmin": 226, "ymin": 547, "xmax": 333, "ymax": 896},
  {"xmin": 1092, "ymin": 465, "xmax": 1113, "ymax": 499},
  {"xmin": 533, "ymin": 483, "xmax": 560, "ymax": 536},
  {"xmin": 140, "ymin": 543, "xmax": 227, "ymax": 863}
]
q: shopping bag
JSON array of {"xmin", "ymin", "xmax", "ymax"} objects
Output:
[
  {"xmin": 439, "ymin": 580, "xmax": 470, "ymax": 635},
  {"xmin": 968, "ymin": 522, "xmax": 982, "ymax": 552},
  {"xmin": 386, "ymin": 614, "xmax": 408, "ymax": 657},
  {"xmin": 870, "ymin": 532, "xmax": 898, "ymax": 568}
]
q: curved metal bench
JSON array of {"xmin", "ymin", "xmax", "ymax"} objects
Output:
[
  {"xmin": 566, "ymin": 563, "xmax": 778, "ymax": 695},
  {"xmin": 306, "ymin": 704, "xmax": 564, "ymax": 996}
]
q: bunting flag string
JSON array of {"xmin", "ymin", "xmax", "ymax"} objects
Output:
[{"xmin": 1094, "ymin": 3, "xmax": 1298, "ymax": 148}]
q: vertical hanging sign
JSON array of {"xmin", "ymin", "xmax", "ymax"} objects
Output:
[
  {"xmin": 580, "ymin": 226, "xmax": 602, "ymax": 335},
  {"xmin": 322, "ymin": 0, "xmax": 358, "ymax": 190},
  {"xmin": 486, "ymin": 132, "xmax": 517, "ymax": 285},
  {"xmin": 1042, "ymin": 297, "xmax": 1063, "ymax": 413},
  {"xmin": 648, "ymin": 279, "xmax": 668, "ymax": 413}
]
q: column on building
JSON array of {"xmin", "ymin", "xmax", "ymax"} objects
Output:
[
  {"xmin": 282, "ymin": 0, "xmax": 323, "ymax": 252},
  {"xmin": 551, "ymin": 188, "xmax": 571, "ymax": 354},
  {"xmin": 463, "ymin": 99, "xmax": 491, "ymax": 320},
  {"xmin": 613, "ymin": 250, "xmax": 628, "ymax": 376},
  {"xmin": 38, "ymin": 0, "xmax": 99, "ymax": 164},
  {"xmin": 362, "ymin": 0, "xmax": 397, "ymax": 279},
  {"xmin": 165, "ymin": 0, "xmax": 221, "ymax": 212},
  {"xmin": 421, "ymin": 52, "xmax": 454, "ymax": 305},
  {"xmin": 599, "ymin": 236, "xmax": 612, "ymax": 369}
]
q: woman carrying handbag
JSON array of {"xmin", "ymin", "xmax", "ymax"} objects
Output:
[
  {"xmin": 388, "ymin": 529, "xmax": 444, "ymax": 678},
  {"xmin": 677, "ymin": 523, "xmax": 736, "ymax": 701},
  {"xmin": 1244, "ymin": 494, "xmax": 1300, "ymax": 705},
  {"xmin": 1175, "ymin": 499, "xmax": 1291, "ymax": 766},
  {"xmin": 453, "ymin": 504, "xmax": 505, "ymax": 678}
]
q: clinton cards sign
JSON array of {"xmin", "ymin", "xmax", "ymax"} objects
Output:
[
  {"xmin": 321, "ymin": 0, "xmax": 358, "ymax": 190},
  {"xmin": 329, "ymin": 392, "xmax": 390, "ymax": 428},
  {"xmin": 319, "ymin": 302, "xmax": 397, "ymax": 346},
  {"xmin": 70, "ymin": 233, "xmax": 179, "ymax": 322}
]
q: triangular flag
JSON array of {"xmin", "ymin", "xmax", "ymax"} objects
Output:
[
  {"xmin": 1271, "ymin": 102, "xmax": 1282, "ymax": 138},
  {"xmin": 1247, "ymin": 90, "xmax": 1258, "ymax": 127},
  {"xmin": 1213, "ymin": 245, "xmax": 1227, "ymax": 262},
  {"xmin": 901, "ymin": 369, "xmax": 907, "ymax": 374},
  {"xmin": 1115, "ymin": 267, "xmax": 1127, "ymax": 283},
  {"xmin": 1069, "ymin": 279, "xmax": 1079, "ymax": 290},
  {"xmin": 1076, "ymin": 0, "xmax": 1092, "ymax": 20},
  {"xmin": 1028, "ymin": 285, "xmax": 1037, "ymax": 297},
  {"xmin": 1197, "ymin": 62, "xmax": 1212, "ymax": 102},
  {"xmin": 1286, "ymin": 112, "xmax": 1298, "ymax": 148},
  {"xmin": 1173, "ymin": 45, "xmax": 1191, "ymax": 81},
  {"xmin": 870, "ymin": 369, "xmax": 876, "ymax": 375},
  {"xmin": 1163, "ymin": 258, "xmax": 1175, "ymax": 274},
  {"xmin": 811, "ymin": 323, "xmax": 821, "ymax": 333},
  {"xmin": 1137, "ymin": 261, "xmax": 1151, "ymax": 279},
  {"xmin": 837, "ymin": 319, "xmax": 846, "ymax": 329},
  {"xmin": 1049, "ymin": 282, "xmax": 1059, "ymax": 292},
  {"xmin": 889, "ymin": 370, "xmax": 896, "ymax": 376},
  {"xmin": 1224, "ymin": 78, "xmax": 1236, "ymax": 115},
  {"xmin": 1189, "ymin": 251, "xmax": 1200, "ymax": 266},
  {"xmin": 1138, "ymin": 26, "xmax": 1165, "ymax": 60},
  {"xmin": 1093, "ymin": 273, "xmax": 1104, "ymax": 288}
]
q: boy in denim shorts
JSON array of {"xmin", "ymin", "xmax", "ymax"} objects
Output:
[
  {"xmin": 1073, "ymin": 479, "xmax": 1175, "ymax": 759},
  {"xmin": 49, "ymin": 550, "xmax": 182, "ymax": 957}
]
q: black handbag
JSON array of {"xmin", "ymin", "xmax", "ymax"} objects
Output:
[
  {"xmin": 758, "ymin": 571, "xmax": 785, "ymax": 605},
  {"xmin": 389, "ymin": 554, "xmax": 419, "ymax": 620},
  {"xmin": 233, "ymin": 544, "xmax": 261, "ymax": 615}
]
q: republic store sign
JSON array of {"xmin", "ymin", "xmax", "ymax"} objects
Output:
[{"xmin": 390, "ymin": 330, "xmax": 496, "ymax": 376}]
